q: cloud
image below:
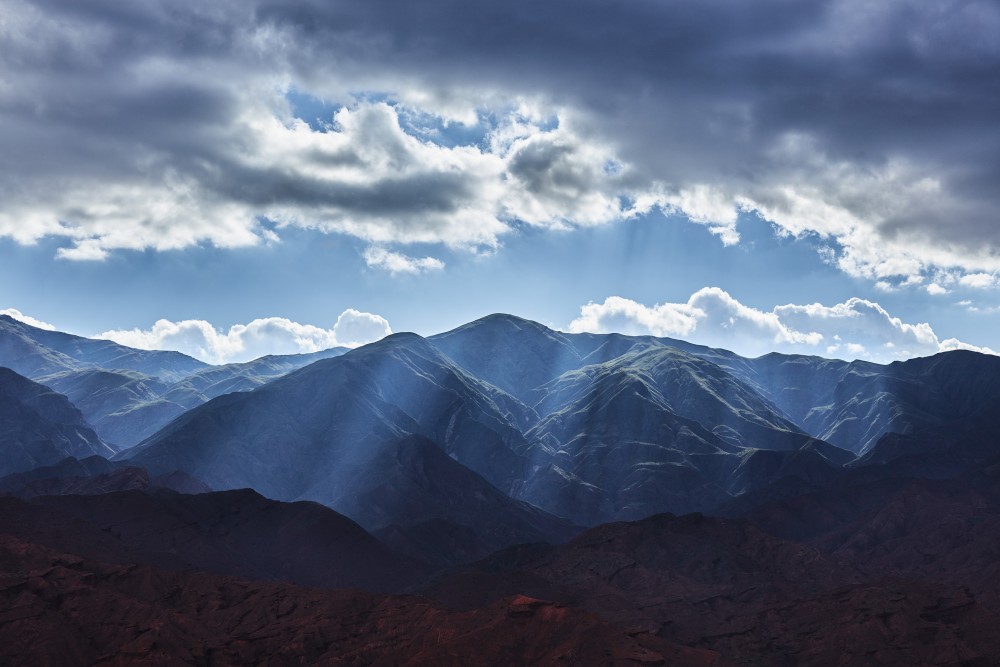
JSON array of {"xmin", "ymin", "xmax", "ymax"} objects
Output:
[
  {"xmin": 0, "ymin": 0, "xmax": 996, "ymax": 285},
  {"xmin": 97, "ymin": 309, "xmax": 391, "ymax": 364},
  {"xmin": 1, "ymin": 95, "xmax": 651, "ymax": 260},
  {"xmin": 568, "ymin": 288, "xmax": 821, "ymax": 358},
  {"xmin": 331, "ymin": 309, "xmax": 393, "ymax": 347},
  {"xmin": 939, "ymin": 338, "xmax": 1000, "ymax": 354},
  {"xmin": 568, "ymin": 289, "xmax": 996, "ymax": 362},
  {"xmin": 569, "ymin": 296, "xmax": 701, "ymax": 339},
  {"xmin": 959, "ymin": 273, "xmax": 998, "ymax": 289},
  {"xmin": 958, "ymin": 301, "xmax": 1000, "ymax": 315},
  {"xmin": 0, "ymin": 31, "xmax": 655, "ymax": 261},
  {"xmin": 0, "ymin": 308, "xmax": 56, "ymax": 331},
  {"xmin": 363, "ymin": 246, "xmax": 444, "ymax": 275},
  {"xmin": 771, "ymin": 298, "xmax": 950, "ymax": 359}
]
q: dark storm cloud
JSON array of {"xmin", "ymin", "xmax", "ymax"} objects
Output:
[
  {"xmin": 253, "ymin": 0, "xmax": 999, "ymax": 230},
  {"xmin": 218, "ymin": 164, "xmax": 477, "ymax": 216},
  {"xmin": 1, "ymin": 0, "xmax": 998, "ymax": 276}
]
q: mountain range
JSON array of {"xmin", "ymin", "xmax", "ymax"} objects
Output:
[
  {"xmin": 3, "ymin": 312, "xmax": 1000, "ymax": 663},
  {"xmin": 112, "ymin": 314, "xmax": 1000, "ymax": 530},
  {"xmin": 0, "ymin": 314, "xmax": 347, "ymax": 449}
]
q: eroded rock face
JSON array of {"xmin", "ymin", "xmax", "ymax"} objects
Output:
[{"xmin": 0, "ymin": 535, "xmax": 720, "ymax": 667}]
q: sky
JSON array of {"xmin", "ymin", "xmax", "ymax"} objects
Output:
[{"xmin": 1, "ymin": 0, "xmax": 999, "ymax": 364}]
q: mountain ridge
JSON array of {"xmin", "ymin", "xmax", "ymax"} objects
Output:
[
  {"xmin": 0, "ymin": 367, "xmax": 115, "ymax": 475},
  {"xmin": 0, "ymin": 314, "xmax": 348, "ymax": 448}
]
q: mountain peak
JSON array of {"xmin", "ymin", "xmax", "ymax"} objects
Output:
[
  {"xmin": 380, "ymin": 330, "xmax": 426, "ymax": 342},
  {"xmin": 440, "ymin": 313, "xmax": 560, "ymax": 337},
  {"xmin": 331, "ymin": 330, "xmax": 434, "ymax": 360}
]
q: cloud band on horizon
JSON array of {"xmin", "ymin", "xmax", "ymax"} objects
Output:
[
  {"xmin": 567, "ymin": 288, "xmax": 997, "ymax": 363},
  {"xmin": 95, "ymin": 309, "xmax": 392, "ymax": 364}
]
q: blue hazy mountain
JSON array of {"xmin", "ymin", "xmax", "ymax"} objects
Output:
[
  {"xmin": 0, "ymin": 367, "xmax": 115, "ymax": 475},
  {"xmin": 0, "ymin": 314, "xmax": 207, "ymax": 381},
  {"xmin": 433, "ymin": 316, "xmax": 1000, "ymax": 459},
  {"xmin": 1, "ymin": 315, "xmax": 348, "ymax": 448},
  {"xmin": 123, "ymin": 334, "xmax": 576, "ymax": 554},
  {"xmin": 519, "ymin": 346, "xmax": 847, "ymax": 524},
  {"xmin": 31, "ymin": 368, "xmax": 189, "ymax": 450},
  {"xmin": 9, "ymin": 311, "xmax": 1000, "ymax": 537},
  {"xmin": 428, "ymin": 314, "xmax": 587, "ymax": 403},
  {"xmin": 126, "ymin": 333, "xmax": 536, "ymax": 492},
  {"xmin": 733, "ymin": 349, "xmax": 1000, "ymax": 455},
  {"xmin": 429, "ymin": 314, "xmax": 752, "ymax": 403},
  {"xmin": 121, "ymin": 324, "xmax": 843, "ymax": 529},
  {"xmin": 35, "ymin": 348, "xmax": 350, "ymax": 449}
]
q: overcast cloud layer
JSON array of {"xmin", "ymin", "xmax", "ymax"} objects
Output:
[{"xmin": 1, "ymin": 0, "xmax": 998, "ymax": 285}]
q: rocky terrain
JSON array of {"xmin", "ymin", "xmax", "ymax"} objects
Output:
[{"xmin": 0, "ymin": 535, "xmax": 718, "ymax": 667}]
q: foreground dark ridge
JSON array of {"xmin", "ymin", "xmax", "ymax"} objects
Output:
[
  {"xmin": 0, "ymin": 535, "xmax": 717, "ymax": 667},
  {"xmin": 2, "ymin": 458, "xmax": 1000, "ymax": 664}
]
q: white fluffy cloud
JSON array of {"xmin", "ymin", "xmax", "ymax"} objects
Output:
[
  {"xmin": 569, "ymin": 288, "xmax": 821, "ymax": 358},
  {"xmin": 568, "ymin": 288, "xmax": 996, "ymax": 362},
  {"xmin": 569, "ymin": 295, "xmax": 702, "ymax": 339},
  {"xmin": 958, "ymin": 273, "xmax": 998, "ymax": 289},
  {"xmin": 363, "ymin": 246, "xmax": 444, "ymax": 275},
  {"xmin": 97, "ymin": 309, "xmax": 391, "ymax": 364},
  {"xmin": 1, "ymin": 91, "xmax": 658, "ymax": 268},
  {"xmin": 331, "ymin": 309, "xmax": 393, "ymax": 347},
  {"xmin": 0, "ymin": 308, "xmax": 56, "ymax": 331}
]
